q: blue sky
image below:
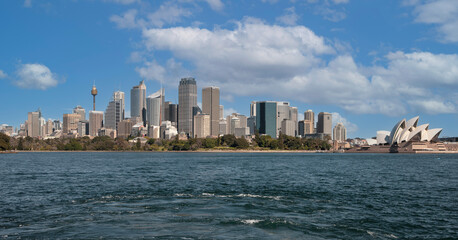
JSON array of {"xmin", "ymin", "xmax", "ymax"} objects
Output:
[{"xmin": 1, "ymin": 0, "xmax": 458, "ymax": 138}]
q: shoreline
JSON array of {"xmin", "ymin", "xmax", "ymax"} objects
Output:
[{"xmin": 4, "ymin": 150, "xmax": 458, "ymax": 154}]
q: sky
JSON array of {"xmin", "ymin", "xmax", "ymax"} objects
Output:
[{"xmin": 1, "ymin": 0, "xmax": 458, "ymax": 138}]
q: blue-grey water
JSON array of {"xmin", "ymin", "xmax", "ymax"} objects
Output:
[{"xmin": 0, "ymin": 153, "xmax": 457, "ymax": 239}]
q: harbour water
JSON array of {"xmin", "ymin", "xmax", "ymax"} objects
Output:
[{"xmin": 0, "ymin": 152, "xmax": 457, "ymax": 239}]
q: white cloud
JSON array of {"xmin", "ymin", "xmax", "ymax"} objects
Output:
[
  {"xmin": 24, "ymin": 0, "xmax": 32, "ymax": 8},
  {"xmin": 110, "ymin": 2, "xmax": 192, "ymax": 29},
  {"xmin": 409, "ymin": 0, "xmax": 458, "ymax": 42},
  {"xmin": 137, "ymin": 19, "xmax": 458, "ymax": 116},
  {"xmin": 110, "ymin": 9, "xmax": 142, "ymax": 29},
  {"xmin": 331, "ymin": 112, "xmax": 358, "ymax": 133},
  {"xmin": 14, "ymin": 63, "xmax": 61, "ymax": 90},
  {"xmin": 276, "ymin": 7, "xmax": 299, "ymax": 26},
  {"xmin": 0, "ymin": 70, "xmax": 7, "ymax": 79},
  {"xmin": 204, "ymin": 0, "xmax": 224, "ymax": 11}
]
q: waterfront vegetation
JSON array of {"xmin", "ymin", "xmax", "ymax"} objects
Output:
[{"xmin": 2, "ymin": 132, "xmax": 332, "ymax": 152}]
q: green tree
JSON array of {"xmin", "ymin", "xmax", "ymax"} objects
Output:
[
  {"xmin": 64, "ymin": 139, "xmax": 83, "ymax": 151},
  {"xmin": 136, "ymin": 138, "xmax": 141, "ymax": 150},
  {"xmin": 233, "ymin": 137, "xmax": 249, "ymax": 149},
  {"xmin": 221, "ymin": 134, "xmax": 236, "ymax": 147},
  {"xmin": 0, "ymin": 132, "xmax": 11, "ymax": 151},
  {"xmin": 203, "ymin": 138, "xmax": 217, "ymax": 148},
  {"xmin": 17, "ymin": 137, "xmax": 24, "ymax": 150}
]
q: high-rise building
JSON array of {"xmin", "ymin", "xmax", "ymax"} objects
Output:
[
  {"xmin": 53, "ymin": 120, "xmax": 61, "ymax": 131},
  {"xmin": 281, "ymin": 119, "xmax": 296, "ymax": 137},
  {"xmin": 317, "ymin": 112, "xmax": 332, "ymax": 136},
  {"xmin": 113, "ymin": 91, "xmax": 125, "ymax": 119},
  {"xmin": 178, "ymin": 77, "xmax": 197, "ymax": 136},
  {"xmin": 226, "ymin": 113, "xmax": 247, "ymax": 135},
  {"xmin": 202, "ymin": 86, "xmax": 220, "ymax": 137},
  {"xmin": 168, "ymin": 103, "xmax": 178, "ymax": 125},
  {"xmin": 219, "ymin": 119, "xmax": 227, "ymax": 136},
  {"xmin": 247, "ymin": 116, "xmax": 256, "ymax": 135},
  {"xmin": 163, "ymin": 101, "xmax": 171, "ymax": 122},
  {"xmin": 78, "ymin": 120, "xmax": 89, "ymax": 137},
  {"xmin": 303, "ymin": 109, "xmax": 315, "ymax": 134},
  {"xmin": 193, "ymin": 113, "xmax": 210, "ymax": 138},
  {"xmin": 219, "ymin": 105, "xmax": 224, "ymax": 119},
  {"xmin": 250, "ymin": 101, "xmax": 257, "ymax": 117},
  {"xmin": 105, "ymin": 91, "xmax": 125, "ymax": 131},
  {"xmin": 73, "ymin": 106, "xmax": 86, "ymax": 121},
  {"xmin": 118, "ymin": 119, "xmax": 133, "ymax": 139},
  {"xmin": 45, "ymin": 119, "xmax": 53, "ymax": 136},
  {"xmin": 89, "ymin": 111, "xmax": 104, "ymax": 137},
  {"xmin": 255, "ymin": 101, "xmax": 277, "ymax": 138},
  {"xmin": 305, "ymin": 109, "xmax": 314, "ymax": 122},
  {"xmin": 333, "ymin": 123, "xmax": 347, "ymax": 142},
  {"xmin": 63, "ymin": 113, "xmax": 80, "ymax": 135},
  {"xmin": 146, "ymin": 89, "xmax": 163, "ymax": 127},
  {"xmin": 27, "ymin": 110, "xmax": 41, "ymax": 138},
  {"xmin": 131, "ymin": 80, "xmax": 147, "ymax": 120}
]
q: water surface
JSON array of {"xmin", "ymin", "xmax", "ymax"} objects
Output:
[{"xmin": 0, "ymin": 153, "xmax": 457, "ymax": 239}]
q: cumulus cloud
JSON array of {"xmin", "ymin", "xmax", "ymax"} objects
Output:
[
  {"xmin": 276, "ymin": 7, "xmax": 299, "ymax": 26},
  {"xmin": 14, "ymin": 63, "xmax": 61, "ymax": 90},
  {"xmin": 0, "ymin": 70, "xmax": 7, "ymax": 79},
  {"xmin": 408, "ymin": 0, "xmax": 458, "ymax": 42},
  {"xmin": 136, "ymin": 19, "xmax": 458, "ymax": 116}
]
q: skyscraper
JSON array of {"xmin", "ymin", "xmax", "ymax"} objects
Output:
[
  {"xmin": 146, "ymin": 89, "xmax": 163, "ymax": 127},
  {"xmin": 105, "ymin": 91, "xmax": 125, "ymax": 131},
  {"xmin": 113, "ymin": 90, "xmax": 125, "ymax": 120},
  {"xmin": 89, "ymin": 111, "xmax": 103, "ymax": 137},
  {"xmin": 333, "ymin": 123, "xmax": 347, "ymax": 142},
  {"xmin": 73, "ymin": 105, "xmax": 86, "ymax": 121},
  {"xmin": 304, "ymin": 109, "xmax": 315, "ymax": 134},
  {"xmin": 178, "ymin": 77, "xmax": 197, "ymax": 136},
  {"xmin": 193, "ymin": 113, "xmax": 210, "ymax": 138},
  {"xmin": 202, "ymin": 86, "xmax": 220, "ymax": 137},
  {"xmin": 168, "ymin": 103, "xmax": 178, "ymax": 125},
  {"xmin": 63, "ymin": 113, "xmax": 80, "ymax": 135},
  {"xmin": 317, "ymin": 112, "xmax": 332, "ymax": 136},
  {"xmin": 27, "ymin": 109, "xmax": 41, "ymax": 138},
  {"xmin": 255, "ymin": 101, "xmax": 277, "ymax": 138},
  {"xmin": 131, "ymin": 80, "xmax": 146, "ymax": 121}
]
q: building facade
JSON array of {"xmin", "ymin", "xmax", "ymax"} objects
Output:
[
  {"xmin": 178, "ymin": 77, "xmax": 197, "ymax": 136},
  {"xmin": 146, "ymin": 89, "xmax": 163, "ymax": 127},
  {"xmin": 202, "ymin": 86, "xmax": 220, "ymax": 137},
  {"xmin": 255, "ymin": 101, "xmax": 277, "ymax": 138},
  {"xmin": 317, "ymin": 112, "xmax": 332, "ymax": 136},
  {"xmin": 73, "ymin": 105, "xmax": 86, "ymax": 121},
  {"xmin": 63, "ymin": 113, "xmax": 80, "ymax": 135},
  {"xmin": 89, "ymin": 111, "xmax": 104, "ymax": 137},
  {"xmin": 333, "ymin": 123, "xmax": 347, "ymax": 142},
  {"xmin": 130, "ymin": 80, "xmax": 146, "ymax": 121},
  {"xmin": 193, "ymin": 113, "xmax": 210, "ymax": 138}
]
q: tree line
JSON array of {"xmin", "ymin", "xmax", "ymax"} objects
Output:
[{"xmin": 0, "ymin": 132, "xmax": 331, "ymax": 152}]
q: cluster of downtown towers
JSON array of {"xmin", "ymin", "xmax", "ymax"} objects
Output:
[{"xmin": 21, "ymin": 77, "xmax": 347, "ymax": 141}]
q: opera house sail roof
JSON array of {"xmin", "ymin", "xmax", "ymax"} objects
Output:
[{"xmin": 376, "ymin": 116, "xmax": 442, "ymax": 146}]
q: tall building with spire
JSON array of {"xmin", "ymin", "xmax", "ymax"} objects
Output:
[
  {"xmin": 202, "ymin": 86, "xmax": 220, "ymax": 137},
  {"xmin": 131, "ymin": 80, "xmax": 147, "ymax": 122},
  {"xmin": 91, "ymin": 85, "xmax": 98, "ymax": 111},
  {"xmin": 178, "ymin": 77, "xmax": 197, "ymax": 136}
]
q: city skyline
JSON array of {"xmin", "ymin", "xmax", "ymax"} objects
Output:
[{"xmin": 1, "ymin": 1, "xmax": 458, "ymax": 138}]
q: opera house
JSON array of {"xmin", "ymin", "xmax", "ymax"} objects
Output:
[{"xmin": 360, "ymin": 116, "xmax": 447, "ymax": 153}]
